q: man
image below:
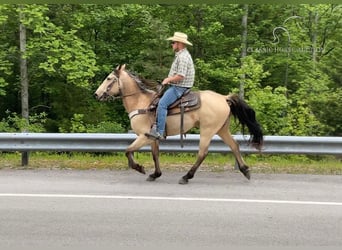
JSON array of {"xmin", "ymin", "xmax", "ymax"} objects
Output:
[{"xmin": 146, "ymin": 32, "xmax": 195, "ymax": 140}]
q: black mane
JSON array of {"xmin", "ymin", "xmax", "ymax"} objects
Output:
[{"xmin": 126, "ymin": 70, "xmax": 159, "ymax": 92}]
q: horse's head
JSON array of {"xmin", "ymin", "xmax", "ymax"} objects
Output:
[
  {"xmin": 94, "ymin": 64, "xmax": 126, "ymax": 101},
  {"xmin": 95, "ymin": 64, "xmax": 157, "ymax": 101}
]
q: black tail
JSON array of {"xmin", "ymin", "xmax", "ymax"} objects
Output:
[{"xmin": 226, "ymin": 94, "xmax": 263, "ymax": 150}]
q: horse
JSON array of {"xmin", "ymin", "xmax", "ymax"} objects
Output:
[{"xmin": 94, "ymin": 64, "xmax": 263, "ymax": 184}]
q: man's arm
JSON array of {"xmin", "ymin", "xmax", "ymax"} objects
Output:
[{"xmin": 162, "ymin": 74, "xmax": 184, "ymax": 85}]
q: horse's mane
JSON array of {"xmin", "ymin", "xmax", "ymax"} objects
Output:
[{"xmin": 125, "ymin": 70, "xmax": 160, "ymax": 93}]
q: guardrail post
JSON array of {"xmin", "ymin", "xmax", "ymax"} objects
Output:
[{"xmin": 21, "ymin": 151, "xmax": 29, "ymax": 166}]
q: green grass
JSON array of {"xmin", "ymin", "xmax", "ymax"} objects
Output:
[{"xmin": 0, "ymin": 152, "xmax": 341, "ymax": 175}]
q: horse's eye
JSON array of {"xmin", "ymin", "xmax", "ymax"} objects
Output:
[
  {"xmin": 106, "ymin": 84, "xmax": 112, "ymax": 91},
  {"xmin": 107, "ymin": 77, "xmax": 112, "ymax": 81}
]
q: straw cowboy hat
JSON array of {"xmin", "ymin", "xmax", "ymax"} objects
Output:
[{"xmin": 166, "ymin": 32, "xmax": 193, "ymax": 46}]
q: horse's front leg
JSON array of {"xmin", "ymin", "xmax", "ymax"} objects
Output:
[
  {"xmin": 125, "ymin": 135, "xmax": 162, "ymax": 181},
  {"xmin": 125, "ymin": 135, "xmax": 150, "ymax": 175},
  {"xmin": 126, "ymin": 151, "xmax": 145, "ymax": 174},
  {"xmin": 146, "ymin": 140, "xmax": 162, "ymax": 181}
]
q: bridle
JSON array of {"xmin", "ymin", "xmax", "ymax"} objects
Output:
[{"xmin": 104, "ymin": 71, "xmax": 143, "ymax": 100}]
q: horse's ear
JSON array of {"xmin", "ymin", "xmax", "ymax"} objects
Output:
[
  {"xmin": 115, "ymin": 64, "xmax": 126, "ymax": 75},
  {"xmin": 114, "ymin": 64, "xmax": 122, "ymax": 76}
]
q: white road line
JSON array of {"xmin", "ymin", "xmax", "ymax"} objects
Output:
[{"xmin": 0, "ymin": 193, "xmax": 342, "ymax": 206}]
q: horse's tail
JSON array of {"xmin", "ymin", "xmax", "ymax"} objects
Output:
[{"xmin": 226, "ymin": 94, "xmax": 263, "ymax": 150}]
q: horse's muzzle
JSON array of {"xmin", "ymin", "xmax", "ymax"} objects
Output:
[{"xmin": 93, "ymin": 92, "xmax": 108, "ymax": 101}]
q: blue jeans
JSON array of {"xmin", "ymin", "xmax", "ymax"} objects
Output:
[{"xmin": 156, "ymin": 85, "xmax": 189, "ymax": 135}]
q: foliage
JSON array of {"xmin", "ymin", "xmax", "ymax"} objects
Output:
[
  {"xmin": 0, "ymin": 5, "xmax": 11, "ymax": 96},
  {"xmin": 0, "ymin": 4, "xmax": 341, "ymax": 136},
  {"xmin": 0, "ymin": 110, "xmax": 47, "ymax": 132},
  {"xmin": 310, "ymin": 88, "xmax": 342, "ymax": 135},
  {"xmin": 59, "ymin": 113, "xmax": 125, "ymax": 133},
  {"xmin": 20, "ymin": 4, "xmax": 99, "ymax": 89}
]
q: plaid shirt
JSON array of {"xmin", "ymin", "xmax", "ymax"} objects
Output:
[{"xmin": 168, "ymin": 48, "xmax": 195, "ymax": 88}]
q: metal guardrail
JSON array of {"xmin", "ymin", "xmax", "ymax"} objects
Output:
[{"xmin": 0, "ymin": 133, "xmax": 341, "ymax": 155}]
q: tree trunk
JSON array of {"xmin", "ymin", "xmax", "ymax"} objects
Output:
[
  {"xmin": 240, "ymin": 4, "xmax": 248, "ymax": 99},
  {"xmin": 19, "ymin": 5, "xmax": 29, "ymax": 166}
]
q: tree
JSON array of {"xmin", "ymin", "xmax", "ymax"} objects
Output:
[
  {"xmin": 0, "ymin": 4, "xmax": 340, "ymax": 136},
  {"xmin": 19, "ymin": 5, "xmax": 29, "ymax": 130},
  {"xmin": 240, "ymin": 4, "xmax": 248, "ymax": 99},
  {"xmin": 0, "ymin": 5, "xmax": 12, "ymax": 97}
]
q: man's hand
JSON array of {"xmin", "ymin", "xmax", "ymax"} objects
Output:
[
  {"xmin": 162, "ymin": 75, "xmax": 184, "ymax": 85},
  {"xmin": 161, "ymin": 78, "xmax": 170, "ymax": 85}
]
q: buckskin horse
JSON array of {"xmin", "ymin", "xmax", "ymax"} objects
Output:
[{"xmin": 94, "ymin": 64, "xmax": 263, "ymax": 184}]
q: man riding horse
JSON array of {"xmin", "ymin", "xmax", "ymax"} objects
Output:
[
  {"xmin": 94, "ymin": 33, "xmax": 263, "ymax": 184},
  {"xmin": 146, "ymin": 32, "xmax": 195, "ymax": 140}
]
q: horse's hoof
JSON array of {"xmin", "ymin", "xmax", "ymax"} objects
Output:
[
  {"xmin": 146, "ymin": 175, "xmax": 156, "ymax": 182},
  {"xmin": 146, "ymin": 172, "xmax": 161, "ymax": 181},
  {"xmin": 178, "ymin": 177, "xmax": 188, "ymax": 185},
  {"xmin": 132, "ymin": 164, "xmax": 146, "ymax": 174},
  {"xmin": 243, "ymin": 171, "xmax": 250, "ymax": 180},
  {"xmin": 240, "ymin": 166, "xmax": 251, "ymax": 180},
  {"xmin": 146, "ymin": 176, "xmax": 155, "ymax": 182}
]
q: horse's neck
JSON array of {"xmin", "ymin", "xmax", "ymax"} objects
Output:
[
  {"xmin": 120, "ymin": 73, "xmax": 155, "ymax": 113},
  {"xmin": 122, "ymin": 91, "xmax": 154, "ymax": 113}
]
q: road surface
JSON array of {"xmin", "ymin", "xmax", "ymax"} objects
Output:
[{"xmin": 0, "ymin": 169, "xmax": 341, "ymax": 248}]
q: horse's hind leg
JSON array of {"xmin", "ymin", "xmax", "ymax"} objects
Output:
[
  {"xmin": 179, "ymin": 136, "xmax": 211, "ymax": 184},
  {"xmin": 217, "ymin": 125, "xmax": 250, "ymax": 180}
]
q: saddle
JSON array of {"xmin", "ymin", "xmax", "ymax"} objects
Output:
[
  {"xmin": 149, "ymin": 89, "xmax": 201, "ymax": 147},
  {"xmin": 168, "ymin": 90, "xmax": 201, "ymax": 115},
  {"xmin": 149, "ymin": 89, "xmax": 201, "ymax": 115}
]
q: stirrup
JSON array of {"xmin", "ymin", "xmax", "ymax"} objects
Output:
[
  {"xmin": 145, "ymin": 126, "xmax": 165, "ymax": 140},
  {"xmin": 145, "ymin": 131, "xmax": 165, "ymax": 140}
]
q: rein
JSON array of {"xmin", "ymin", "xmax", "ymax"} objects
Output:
[{"xmin": 106, "ymin": 87, "xmax": 141, "ymax": 101}]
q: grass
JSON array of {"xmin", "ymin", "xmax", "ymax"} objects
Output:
[{"xmin": 1, "ymin": 152, "xmax": 341, "ymax": 175}]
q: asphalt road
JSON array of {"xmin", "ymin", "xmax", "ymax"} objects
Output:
[{"xmin": 0, "ymin": 169, "xmax": 341, "ymax": 248}]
